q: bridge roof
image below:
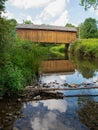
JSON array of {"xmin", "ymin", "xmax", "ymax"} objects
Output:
[{"xmin": 16, "ymin": 24, "xmax": 77, "ymax": 32}]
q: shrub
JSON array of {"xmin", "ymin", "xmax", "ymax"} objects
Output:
[
  {"xmin": 4, "ymin": 62, "xmax": 24, "ymax": 91},
  {"xmin": 70, "ymin": 39, "xmax": 98, "ymax": 58},
  {"xmin": 0, "ymin": 39, "xmax": 48, "ymax": 94}
]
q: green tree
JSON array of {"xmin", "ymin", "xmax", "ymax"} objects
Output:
[
  {"xmin": 23, "ymin": 20, "xmax": 33, "ymax": 24},
  {"xmin": 0, "ymin": 18, "xmax": 16, "ymax": 47},
  {"xmin": 0, "ymin": 0, "xmax": 7, "ymax": 17},
  {"xmin": 65, "ymin": 23, "xmax": 75, "ymax": 27},
  {"xmin": 80, "ymin": 17, "xmax": 98, "ymax": 38},
  {"xmin": 0, "ymin": 0, "xmax": 47, "ymax": 95},
  {"xmin": 9, "ymin": 18, "xmax": 17, "ymax": 25},
  {"xmin": 80, "ymin": 0, "xmax": 98, "ymax": 10}
]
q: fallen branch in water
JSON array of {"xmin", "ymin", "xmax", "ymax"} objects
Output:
[
  {"xmin": 18, "ymin": 86, "xmax": 98, "ymax": 101},
  {"xmin": 28, "ymin": 86, "xmax": 98, "ymax": 92},
  {"xmin": 64, "ymin": 94, "xmax": 98, "ymax": 98}
]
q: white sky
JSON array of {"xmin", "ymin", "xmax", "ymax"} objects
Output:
[{"xmin": 3, "ymin": 0, "xmax": 98, "ymax": 26}]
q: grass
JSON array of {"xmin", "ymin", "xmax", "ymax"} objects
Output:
[
  {"xmin": 70, "ymin": 39, "xmax": 98, "ymax": 58},
  {"xmin": 38, "ymin": 43, "xmax": 66, "ymax": 59},
  {"xmin": 50, "ymin": 44, "xmax": 65, "ymax": 57}
]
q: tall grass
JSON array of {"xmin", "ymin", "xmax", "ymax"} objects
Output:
[
  {"xmin": 50, "ymin": 44, "xmax": 65, "ymax": 57},
  {"xmin": 0, "ymin": 39, "xmax": 47, "ymax": 94},
  {"xmin": 70, "ymin": 39, "xmax": 98, "ymax": 58}
]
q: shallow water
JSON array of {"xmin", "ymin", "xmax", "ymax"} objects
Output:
[{"xmin": 0, "ymin": 57, "xmax": 98, "ymax": 130}]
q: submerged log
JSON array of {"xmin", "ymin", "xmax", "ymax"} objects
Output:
[
  {"xmin": 40, "ymin": 91, "xmax": 64, "ymax": 99},
  {"xmin": 27, "ymin": 86, "xmax": 98, "ymax": 92},
  {"xmin": 64, "ymin": 94, "xmax": 98, "ymax": 98},
  {"xmin": 17, "ymin": 86, "xmax": 98, "ymax": 102},
  {"xmin": 19, "ymin": 87, "xmax": 64, "ymax": 101}
]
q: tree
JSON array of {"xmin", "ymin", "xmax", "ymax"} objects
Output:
[
  {"xmin": 77, "ymin": 96, "xmax": 98, "ymax": 129},
  {"xmin": 0, "ymin": 18, "xmax": 17, "ymax": 47},
  {"xmin": 80, "ymin": 0, "xmax": 98, "ymax": 10},
  {"xmin": 23, "ymin": 20, "xmax": 33, "ymax": 24},
  {"xmin": 9, "ymin": 18, "xmax": 17, "ymax": 25},
  {"xmin": 65, "ymin": 23, "xmax": 75, "ymax": 27},
  {"xmin": 0, "ymin": 0, "xmax": 7, "ymax": 17},
  {"xmin": 80, "ymin": 17, "xmax": 98, "ymax": 38},
  {"xmin": 65, "ymin": 23, "xmax": 80, "ymax": 38}
]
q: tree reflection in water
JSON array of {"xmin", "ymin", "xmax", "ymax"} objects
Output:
[
  {"xmin": 71, "ymin": 56, "xmax": 98, "ymax": 79},
  {"xmin": 0, "ymin": 98, "xmax": 22, "ymax": 130},
  {"xmin": 77, "ymin": 96, "xmax": 98, "ymax": 129}
]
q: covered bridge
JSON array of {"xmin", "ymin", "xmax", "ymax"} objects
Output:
[{"xmin": 16, "ymin": 24, "xmax": 77, "ymax": 44}]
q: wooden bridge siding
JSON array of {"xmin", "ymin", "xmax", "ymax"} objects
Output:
[
  {"xmin": 40, "ymin": 60, "xmax": 75, "ymax": 73},
  {"xmin": 16, "ymin": 29, "xmax": 76, "ymax": 43},
  {"xmin": 38, "ymin": 30, "xmax": 48, "ymax": 43}
]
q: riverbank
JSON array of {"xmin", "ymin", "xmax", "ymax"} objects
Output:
[
  {"xmin": 0, "ymin": 40, "xmax": 49, "ymax": 98},
  {"xmin": 1, "ymin": 56, "xmax": 98, "ymax": 130},
  {"xmin": 70, "ymin": 39, "xmax": 98, "ymax": 58},
  {"xmin": 1, "ymin": 38, "xmax": 98, "ymax": 99},
  {"xmin": 0, "ymin": 42, "xmax": 66, "ymax": 99}
]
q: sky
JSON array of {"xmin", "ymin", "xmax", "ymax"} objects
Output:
[{"xmin": 3, "ymin": 0, "xmax": 98, "ymax": 26}]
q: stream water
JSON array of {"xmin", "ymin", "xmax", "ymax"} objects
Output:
[{"xmin": 0, "ymin": 57, "xmax": 98, "ymax": 130}]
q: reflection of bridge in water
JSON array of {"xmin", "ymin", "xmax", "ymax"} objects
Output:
[{"xmin": 40, "ymin": 60, "xmax": 75, "ymax": 74}]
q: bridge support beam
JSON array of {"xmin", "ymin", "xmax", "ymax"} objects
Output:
[
  {"xmin": 64, "ymin": 44, "xmax": 70, "ymax": 59},
  {"xmin": 65, "ymin": 44, "xmax": 70, "ymax": 51}
]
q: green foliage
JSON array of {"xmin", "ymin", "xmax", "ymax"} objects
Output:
[
  {"xmin": 0, "ymin": 39, "xmax": 47, "ymax": 93},
  {"xmin": 65, "ymin": 23, "xmax": 75, "ymax": 27},
  {"xmin": 0, "ymin": 0, "xmax": 47, "ymax": 95},
  {"xmin": 70, "ymin": 55, "xmax": 98, "ymax": 78},
  {"xmin": 0, "ymin": 62, "xmax": 24, "ymax": 91},
  {"xmin": 0, "ymin": 18, "xmax": 47, "ymax": 93},
  {"xmin": 11, "ymin": 40, "xmax": 47, "ymax": 84},
  {"xmin": 50, "ymin": 44, "xmax": 65, "ymax": 57},
  {"xmin": 80, "ymin": 0, "xmax": 98, "ymax": 10},
  {"xmin": 80, "ymin": 17, "xmax": 98, "ymax": 38},
  {"xmin": 0, "ymin": 39, "xmax": 46, "ymax": 94},
  {"xmin": 37, "ymin": 43, "xmax": 66, "ymax": 59},
  {"xmin": 70, "ymin": 39, "xmax": 98, "ymax": 58},
  {"xmin": 9, "ymin": 18, "xmax": 17, "ymax": 25},
  {"xmin": 0, "ymin": 0, "xmax": 7, "ymax": 16},
  {"xmin": 0, "ymin": 18, "xmax": 16, "ymax": 47},
  {"xmin": 23, "ymin": 20, "xmax": 32, "ymax": 24}
]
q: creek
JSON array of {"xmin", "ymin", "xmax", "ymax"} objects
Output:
[{"xmin": 0, "ymin": 56, "xmax": 98, "ymax": 130}]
